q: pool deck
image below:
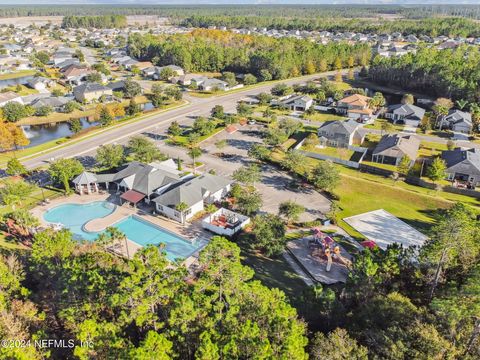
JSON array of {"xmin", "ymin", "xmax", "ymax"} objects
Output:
[{"xmin": 31, "ymin": 193, "xmax": 211, "ymax": 261}]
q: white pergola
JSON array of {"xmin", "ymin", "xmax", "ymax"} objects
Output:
[{"xmin": 72, "ymin": 171, "xmax": 99, "ymax": 195}]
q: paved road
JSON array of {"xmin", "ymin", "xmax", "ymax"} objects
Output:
[{"xmin": 19, "ymin": 70, "xmax": 342, "ymax": 170}]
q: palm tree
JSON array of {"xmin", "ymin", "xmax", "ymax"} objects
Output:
[
  {"xmin": 175, "ymin": 202, "xmax": 189, "ymax": 224},
  {"xmin": 8, "ymin": 210, "xmax": 39, "ymax": 238},
  {"xmin": 187, "ymin": 147, "xmax": 202, "ymax": 175},
  {"xmin": 455, "ymin": 99, "xmax": 469, "ymax": 110},
  {"xmin": 106, "ymin": 226, "xmax": 129, "ymax": 259},
  {"xmin": 96, "ymin": 227, "xmax": 129, "ymax": 259}
]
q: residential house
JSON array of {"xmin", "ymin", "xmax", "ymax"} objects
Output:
[
  {"xmin": 0, "ymin": 91, "xmax": 23, "ymax": 107},
  {"xmin": 385, "ymin": 104, "xmax": 426, "ymax": 125},
  {"xmin": 154, "ymin": 173, "xmax": 232, "ymax": 223},
  {"xmin": 56, "ymin": 59, "xmax": 80, "ymax": 70},
  {"xmin": 144, "ymin": 65, "xmax": 185, "ymax": 80},
  {"xmin": 272, "ymin": 94, "xmax": 313, "ymax": 111},
  {"xmin": 31, "ymin": 96, "xmax": 70, "ymax": 112},
  {"xmin": 62, "ymin": 64, "xmax": 93, "ymax": 85},
  {"xmin": 439, "ymin": 110, "xmax": 473, "ymax": 134},
  {"xmin": 317, "ymin": 119, "xmax": 365, "ymax": 148},
  {"xmin": 73, "ymin": 82, "xmax": 113, "ymax": 102},
  {"xmin": 336, "ymin": 94, "xmax": 374, "ymax": 122},
  {"xmin": 191, "ymin": 77, "xmax": 229, "ymax": 91},
  {"xmin": 171, "ymin": 74, "xmax": 200, "ymax": 86},
  {"xmin": 26, "ymin": 77, "xmax": 54, "ymax": 91},
  {"xmin": 372, "ymin": 134, "xmax": 420, "ymax": 166},
  {"xmin": 441, "ymin": 148, "xmax": 480, "ymax": 187}
]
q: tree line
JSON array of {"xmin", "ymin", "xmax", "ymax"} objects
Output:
[
  {"xmin": 1, "ymin": 5, "xmax": 480, "ymax": 20},
  {"xmin": 180, "ymin": 15, "xmax": 480, "ymax": 38},
  {"xmin": 127, "ymin": 30, "xmax": 371, "ymax": 79},
  {"xmin": 61, "ymin": 15, "xmax": 127, "ymax": 29},
  {"xmin": 368, "ymin": 45, "xmax": 480, "ymax": 102}
]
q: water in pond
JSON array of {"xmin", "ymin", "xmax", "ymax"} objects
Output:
[
  {"xmin": 141, "ymin": 102, "xmax": 154, "ymax": 111},
  {"xmin": 0, "ymin": 75, "xmax": 35, "ymax": 89},
  {"xmin": 22, "ymin": 117, "xmax": 99, "ymax": 148}
]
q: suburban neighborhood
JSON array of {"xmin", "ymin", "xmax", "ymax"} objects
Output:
[{"xmin": 0, "ymin": 4, "xmax": 479, "ymax": 360}]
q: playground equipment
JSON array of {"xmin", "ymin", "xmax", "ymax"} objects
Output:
[
  {"xmin": 361, "ymin": 240, "xmax": 378, "ymax": 250},
  {"xmin": 311, "ymin": 228, "xmax": 352, "ymax": 271}
]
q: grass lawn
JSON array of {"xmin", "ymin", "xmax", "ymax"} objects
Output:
[
  {"xmin": 330, "ymin": 81, "xmax": 352, "ymax": 91},
  {"xmin": 361, "ymin": 160, "xmax": 398, "ymax": 172},
  {"xmin": 418, "ymin": 141, "xmax": 449, "ymax": 158},
  {"xmin": 302, "ymin": 112, "xmax": 348, "ymax": 122},
  {"xmin": 3, "ymin": 84, "xmax": 38, "ymax": 96},
  {"xmin": 361, "ymin": 133, "xmax": 381, "ymax": 149},
  {"xmin": 236, "ymin": 234, "xmax": 310, "ymax": 310},
  {"xmin": 364, "ymin": 119, "xmax": 404, "ymax": 132},
  {"xmin": 271, "ymin": 151, "xmax": 479, "ymax": 238},
  {"xmin": 334, "ymin": 174, "xmax": 454, "ymax": 239},
  {"xmin": 0, "ymin": 69, "xmax": 36, "ymax": 80},
  {"xmin": 18, "ymin": 108, "xmax": 97, "ymax": 126},
  {"xmin": 303, "ymin": 145, "xmax": 355, "ymax": 160}
]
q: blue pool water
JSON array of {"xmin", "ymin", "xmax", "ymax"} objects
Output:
[
  {"xmin": 43, "ymin": 201, "xmax": 115, "ymax": 241},
  {"xmin": 115, "ymin": 216, "xmax": 207, "ymax": 261},
  {"xmin": 43, "ymin": 201, "xmax": 206, "ymax": 261}
]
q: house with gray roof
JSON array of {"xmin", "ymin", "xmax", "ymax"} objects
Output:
[
  {"xmin": 95, "ymin": 161, "xmax": 182, "ymax": 201},
  {"xmin": 73, "ymin": 82, "xmax": 113, "ymax": 102},
  {"xmin": 31, "ymin": 96, "xmax": 70, "ymax": 111},
  {"xmin": 153, "ymin": 173, "xmax": 232, "ymax": 223},
  {"xmin": 372, "ymin": 134, "xmax": 420, "ymax": 166},
  {"xmin": 317, "ymin": 119, "xmax": 365, "ymax": 148},
  {"xmin": 27, "ymin": 77, "xmax": 54, "ymax": 91},
  {"xmin": 441, "ymin": 148, "xmax": 480, "ymax": 187},
  {"xmin": 272, "ymin": 94, "xmax": 313, "ymax": 111},
  {"xmin": 385, "ymin": 104, "xmax": 425, "ymax": 125},
  {"xmin": 439, "ymin": 110, "xmax": 473, "ymax": 134}
]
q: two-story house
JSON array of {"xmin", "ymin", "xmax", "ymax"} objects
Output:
[{"xmin": 317, "ymin": 120, "xmax": 365, "ymax": 148}]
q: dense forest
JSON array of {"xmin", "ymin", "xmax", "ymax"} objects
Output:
[
  {"xmin": 1, "ymin": 203, "xmax": 478, "ymax": 359},
  {"xmin": 61, "ymin": 15, "xmax": 127, "ymax": 29},
  {"xmin": 127, "ymin": 30, "xmax": 371, "ymax": 78},
  {"xmin": 180, "ymin": 16, "xmax": 480, "ymax": 37},
  {"xmin": 2, "ymin": 5, "xmax": 480, "ymax": 20},
  {"xmin": 1, "ymin": 5, "xmax": 480, "ymax": 35},
  {"xmin": 368, "ymin": 45, "xmax": 480, "ymax": 101}
]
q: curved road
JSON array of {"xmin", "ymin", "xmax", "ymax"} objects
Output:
[{"xmin": 20, "ymin": 71, "xmax": 342, "ymax": 169}]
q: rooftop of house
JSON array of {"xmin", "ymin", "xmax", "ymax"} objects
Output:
[
  {"xmin": 388, "ymin": 103, "xmax": 426, "ymax": 119},
  {"xmin": 445, "ymin": 109, "xmax": 472, "ymax": 124},
  {"xmin": 441, "ymin": 148, "xmax": 480, "ymax": 175},
  {"xmin": 154, "ymin": 173, "xmax": 232, "ymax": 208},
  {"xmin": 338, "ymin": 94, "xmax": 372, "ymax": 108},
  {"xmin": 0, "ymin": 91, "xmax": 21, "ymax": 102},
  {"xmin": 73, "ymin": 82, "xmax": 111, "ymax": 95},
  {"xmin": 373, "ymin": 134, "xmax": 420, "ymax": 160},
  {"xmin": 318, "ymin": 119, "xmax": 362, "ymax": 135}
]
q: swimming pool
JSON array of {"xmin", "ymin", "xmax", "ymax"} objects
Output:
[
  {"xmin": 43, "ymin": 201, "xmax": 206, "ymax": 261},
  {"xmin": 43, "ymin": 201, "xmax": 116, "ymax": 241},
  {"xmin": 115, "ymin": 216, "xmax": 207, "ymax": 261}
]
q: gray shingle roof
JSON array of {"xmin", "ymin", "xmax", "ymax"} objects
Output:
[
  {"xmin": 318, "ymin": 119, "xmax": 361, "ymax": 136},
  {"xmin": 444, "ymin": 110, "xmax": 472, "ymax": 125},
  {"xmin": 95, "ymin": 161, "xmax": 181, "ymax": 196},
  {"xmin": 153, "ymin": 173, "xmax": 232, "ymax": 208},
  {"xmin": 441, "ymin": 148, "xmax": 480, "ymax": 176},
  {"xmin": 388, "ymin": 104, "xmax": 425, "ymax": 120},
  {"xmin": 373, "ymin": 134, "xmax": 420, "ymax": 160},
  {"xmin": 72, "ymin": 171, "xmax": 98, "ymax": 185},
  {"xmin": 73, "ymin": 82, "xmax": 110, "ymax": 96}
]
